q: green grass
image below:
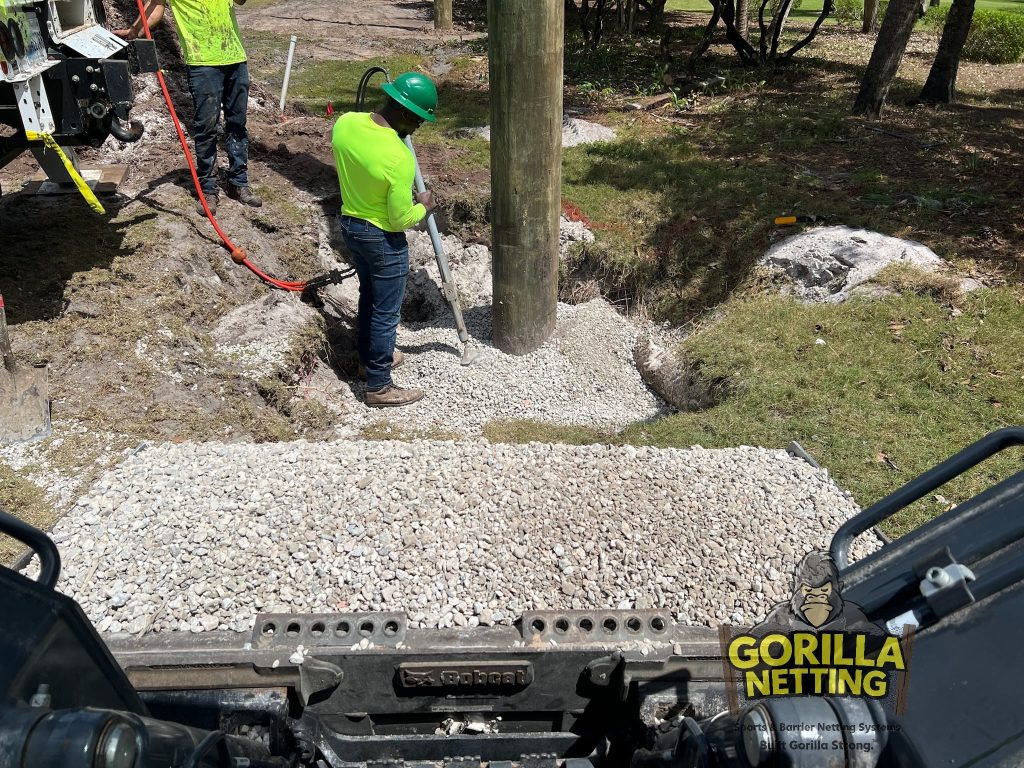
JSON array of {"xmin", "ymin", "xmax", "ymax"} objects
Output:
[
  {"xmin": 0, "ymin": 465, "xmax": 56, "ymax": 566},
  {"xmin": 487, "ymin": 288, "xmax": 1024, "ymax": 536},
  {"xmin": 556, "ymin": 30, "xmax": 1021, "ymax": 320},
  {"xmin": 286, "ymin": 54, "xmax": 427, "ymax": 115}
]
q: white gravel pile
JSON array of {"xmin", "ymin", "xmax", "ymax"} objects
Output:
[
  {"xmin": 307, "ymin": 218, "xmax": 663, "ymax": 434},
  {"xmin": 32, "ymin": 439, "xmax": 870, "ymax": 636},
  {"xmin": 0, "ymin": 422, "xmax": 139, "ymax": 513},
  {"xmin": 459, "ymin": 117, "xmax": 617, "ymax": 148},
  {"xmin": 362, "ymin": 298, "xmax": 665, "ymax": 432},
  {"xmin": 762, "ymin": 226, "xmax": 944, "ymax": 303}
]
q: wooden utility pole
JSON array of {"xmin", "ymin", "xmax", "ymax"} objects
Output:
[
  {"xmin": 489, "ymin": 0, "xmax": 564, "ymax": 355},
  {"xmin": 434, "ymin": 0, "xmax": 453, "ymax": 30}
]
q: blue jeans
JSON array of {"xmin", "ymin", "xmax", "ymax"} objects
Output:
[
  {"xmin": 341, "ymin": 216, "xmax": 409, "ymax": 391},
  {"xmin": 186, "ymin": 62, "xmax": 250, "ymax": 195}
]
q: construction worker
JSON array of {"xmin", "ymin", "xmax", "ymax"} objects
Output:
[
  {"xmin": 113, "ymin": 0, "xmax": 262, "ymax": 215},
  {"xmin": 332, "ymin": 73, "xmax": 438, "ymax": 408}
]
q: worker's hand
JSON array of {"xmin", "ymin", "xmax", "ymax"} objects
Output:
[
  {"xmin": 415, "ymin": 190, "xmax": 435, "ymax": 212},
  {"xmin": 112, "ymin": 28, "xmax": 136, "ymax": 40}
]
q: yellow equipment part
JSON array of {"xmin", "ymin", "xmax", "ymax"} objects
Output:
[{"xmin": 24, "ymin": 130, "xmax": 106, "ymax": 214}]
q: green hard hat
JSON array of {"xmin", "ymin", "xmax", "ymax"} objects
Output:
[{"xmin": 382, "ymin": 72, "xmax": 438, "ymax": 123}]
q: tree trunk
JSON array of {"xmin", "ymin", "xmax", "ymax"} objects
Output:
[
  {"xmin": 688, "ymin": 2, "xmax": 722, "ymax": 70},
  {"xmin": 767, "ymin": 0, "xmax": 796, "ymax": 57},
  {"xmin": 736, "ymin": 0, "xmax": 750, "ymax": 39},
  {"xmin": 488, "ymin": 0, "xmax": 564, "ymax": 355},
  {"xmin": 920, "ymin": 0, "xmax": 975, "ymax": 102},
  {"xmin": 781, "ymin": 0, "xmax": 835, "ymax": 58},
  {"xmin": 649, "ymin": 0, "xmax": 668, "ymax": 28},
  {"xmin": 434, "ymin": 0, "xmax": 453, "ymax": 29},
  {"xmin": 852, "ymin": 0, "xmax": 921, "ymax": 117},
  {"xmin": 581, "ymin": 0, "xmax": 592, "ymax": 42},
  {"xmin": 862, "ymin": 0, "xmax": 878, "ymax": 32},
  {"xmin": 758, "ymin": 0, "xmax": 773, "ymax": 60},
  {"xmin": 719, "ymin": 0, "xmax": 759, "ymax": 62}
]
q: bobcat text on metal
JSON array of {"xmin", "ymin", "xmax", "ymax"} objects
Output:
[{"xmin": 396, "ymin": 661, "xmax": 533, "ymax": 692}]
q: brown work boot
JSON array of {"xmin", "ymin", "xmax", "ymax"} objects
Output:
[
  {"xmin": 196, "ymin": 192, "xmax": 218, "ymax": 216},
  {"xmin": 357, "ymin": 349, "xmax": 406, "ymax": 380},
  {"xmin": 366, "ymin": 383, "xmax": 423, "ymax": 408},
  {"xmin": 233, "ymin": 185, "xmax": 263, "ymax": 208}
]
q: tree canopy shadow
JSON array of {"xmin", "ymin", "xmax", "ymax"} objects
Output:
[{"xmin": 0, "ymin": 192, "xmax": 156, "ymax": 323}]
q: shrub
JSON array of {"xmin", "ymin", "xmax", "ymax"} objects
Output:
[
  {"xmin": 921, "ymin": 4, "xmax": 948, "ymax": 36},
  {"xmin": 921, "ymin": 5, "xmax": 1024, "ymax": 64},
  {"xmin": 833, "ymin": 0, "xmax": 862, "ymax": 26},
  {"xmin": 963, "ymin": 9, "xmax": 1024, "ymax": 64}
]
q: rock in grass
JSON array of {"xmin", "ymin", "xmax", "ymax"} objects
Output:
[{"xmin": 762, "ymin": 225, "xmax": 943, "ymax": 303}]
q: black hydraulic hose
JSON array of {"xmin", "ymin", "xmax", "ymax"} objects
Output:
[
  {"xmin": 184, "ymin": 730, "xmax": 230, "ymax": 768},
  {"xmin": 109, "ymin": 117, "xmax": 145, "ymax": 143},
  {"xmin": 356, "ymin": 65, "xmax": 391, "ymax": 111},
  {"xmin": 0, "ymin": 508, "xmax": 61, "ymax": 587}
]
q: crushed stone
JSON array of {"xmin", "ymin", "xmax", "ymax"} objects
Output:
[
  {"xmin": 302, "ymin": 215, "xmax": 664, "ymax": 434},
  {"xmin": 25, "ymin": 439, "xmax": 876, "ymax": 635}
]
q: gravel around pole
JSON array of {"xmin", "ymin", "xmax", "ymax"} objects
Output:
[
  {"xmin": 349, "ymin": 299, "xmax": 668, "ymax": 433},
  {"xmin": 31, "ymin": 439, "xmax": 874, "ymax": 636}
]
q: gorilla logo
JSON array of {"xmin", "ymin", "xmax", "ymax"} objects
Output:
[
  {"xmin": 756, "ymin": 551, "xmax": 884, "ymax": 635},
  {"xmin": 799, "ymin": 581, "xmax": 835, "ymax": 628}
]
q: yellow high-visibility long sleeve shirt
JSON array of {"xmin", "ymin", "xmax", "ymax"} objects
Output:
[
  {"xmin": 167, "ymin": 0, "xmax": 246, "ymax": 66},
  {"xmin": 331, "ymin": 112, "xmax": 426, "ymax": 233}
]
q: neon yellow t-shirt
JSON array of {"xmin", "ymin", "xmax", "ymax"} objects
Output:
[
  {"xmin": 168, "ymin": 0, "xmax": 246, "ymax": 67},
  {"xmin": 332, "ymin": 112, "xmax": 426, "ymax": 233}
]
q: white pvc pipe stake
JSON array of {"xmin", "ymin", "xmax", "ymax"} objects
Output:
[{"xmin": 279, "ymin": 35, "xmax": 297, "ymax": 114}]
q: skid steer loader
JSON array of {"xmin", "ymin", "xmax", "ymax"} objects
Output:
[{"xmin": 1, "ymin": 428, "xmax": 1022, "ymax": 767}]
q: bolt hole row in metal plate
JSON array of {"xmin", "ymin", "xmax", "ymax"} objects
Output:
[
  {"xmin": 253, "ymin": 612, "xmax": 406, "ymax": 647},
  {"xmin": 521, "ymin": 610, "xmax": 672, "ymax": 642}
]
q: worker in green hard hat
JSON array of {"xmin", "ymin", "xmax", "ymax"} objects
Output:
[{"xmin": 331, "ymin": 72, "xmax": 438, "ymax": 408}]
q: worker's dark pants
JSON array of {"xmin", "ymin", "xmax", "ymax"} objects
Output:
[
  {"xmin": 341, "ymin": 216, "xmax": 409, "ymax": 392},
  {"xmin": 186, "ymin": 62, "xmax": 250, "ymax": 195}
]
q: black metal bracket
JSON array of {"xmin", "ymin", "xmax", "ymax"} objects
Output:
[
  {"xmin": 298, "ymin": 657, "xmax": 344, "ymax": 706},
  {"xmin": 582, "ymin": 650, "xmax": 630, "ymax": 702},
  {"xmin": 128, "ymin": 38, "xmax": 159, "ymax": 75}
]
